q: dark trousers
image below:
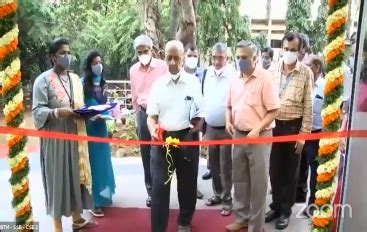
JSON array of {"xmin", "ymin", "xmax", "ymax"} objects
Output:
[
  {"xmin": 206, "ymin": 125, "xmax": 232, "ymax": 208},
  {"xmin": 269, "ymin": 118, "xmax": 302, "ymax": 217},
  {"xmin": 136, "ymin": 108, "xmax": 152, "ymax": 196},
  {"xmin": 150, "ymin": 129, "xmax": 199, "ymax": 232},
  {"xmin": 296, "ymin": 130, "xmax": 321, "ymax": 204}
]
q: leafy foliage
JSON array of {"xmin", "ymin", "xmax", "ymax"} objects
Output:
[
  {"xmin": 18, "ymin": 0, "xmax": 141, "ymax": 81},
  {"xmin": 285, "ymin": 0, "xmax": 312, "ymax": 34},
  {"xmin": 197, "ymin": 0, "xmax": 251, "ymax": 59},
  {"xmin": 17, "ymin": 0, "xmax": 253, "ymax": 80},
  {"xmin": 252, "ymin": 32, "xmax": 268, "ymax": 51},
  {"xmin": 309, "ymin": 0, "xmax": 328, "ymax": 54}
]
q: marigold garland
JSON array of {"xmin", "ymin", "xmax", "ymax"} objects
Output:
[
  {"xmin": 164, "ymin": 136, "xmax": 180, "ymax": 184},
  {"xmin": 0, "ymin": 1, "xmax": 16, "ymax": 18},
  {"xmin": 313, "ymin": 0, "xmax": 348, "ymax": 231},
  {"xmin": 0, "ymin": 0, "xmax": 34, "ymax": 230}
]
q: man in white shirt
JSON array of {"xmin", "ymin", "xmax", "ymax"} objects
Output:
[
  {"xmin": 202, "ymin": 43, "xmax": 236, "ymax": 216},
  {"xmin": 147, "ymin": 40, "xmax": 204, "ymax": 232},
  {"xmin": 182, "ymin": 42, "xmax": 206, "ymax": 200}
]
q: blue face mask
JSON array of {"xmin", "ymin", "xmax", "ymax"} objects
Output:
[{"xmin": 237, "ymin": 58, "xmax": 252, "ymax": 73}]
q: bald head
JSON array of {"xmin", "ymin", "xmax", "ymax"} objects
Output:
[{"xmin": 165, "ymin": 40, "xmax": 185, "ymax": 75}]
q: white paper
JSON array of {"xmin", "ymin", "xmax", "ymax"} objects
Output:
[{"xmin": 90, "ymin": 114, "xmax": 114, "ymax": 121}]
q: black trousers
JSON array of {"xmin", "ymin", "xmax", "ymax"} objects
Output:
[
  {"xmin": 136, "ymin": 108, "xmax": 152, "ymax": 196},
  {"xmin": 296, "ymin": 130, "xmax": 321, "ymax": 203},
  {"xmin": 269, "ymin": 118, "xmax": 302, "ymax": 217},
  {"xmin": 150, "ymin": 129, "xmax": 199, "ymax": 232}
]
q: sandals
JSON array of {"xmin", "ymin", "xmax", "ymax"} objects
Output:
[
  {"xmin": 72, "ymin": 218, "xmax": 98, "ymax": 230},
  {"xmin": 220, "ymin": 208, "xmax": 232, "ymax": 216},
  {"xmin": 205, "ymin": 196, "xmax": 221, "ymax": 206},
  {"xmin": 89, "ymin": 208, "xmax": 104, "ymax": 218}
]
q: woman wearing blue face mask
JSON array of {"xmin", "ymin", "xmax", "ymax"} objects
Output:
[{"xmin": 82, "ymin": 50, "xmax": 116, "ymax": 217}]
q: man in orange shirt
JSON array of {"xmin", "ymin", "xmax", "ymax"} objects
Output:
[
  {"xmin": 225, "ymin": 41, "xmax": 280, "ymax": 232},
  {"xmin": 129, "ymin": 35, "xmax": 168, "ymax": 207}
]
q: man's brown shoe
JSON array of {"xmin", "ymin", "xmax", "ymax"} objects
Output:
[{"xmin": 225, "ymin": 222, "xmax": 248, "ymax": 231}]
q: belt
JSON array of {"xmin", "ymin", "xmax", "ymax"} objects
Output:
[
  {"xmin": 275, "ymin": 118, "xmax": 302, "ymax": 126},
  {"xmin": 207, "ymin": 125, "xmax": 226, "ymax": 130},
  {"xmin": 163, "ymin": 128, "xmax": 191, "ymax": 138}
]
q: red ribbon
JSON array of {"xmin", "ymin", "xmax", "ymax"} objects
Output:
[
  {"xmin": 157, "ymin": 126, "xmax": 164, "ymax": 142},
  {"xmin": 1, "ymin": 126, "xmax": 367, "ymax": 146}
]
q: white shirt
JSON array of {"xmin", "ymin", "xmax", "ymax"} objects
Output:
[
  {"xmin": 343, "ymin": 66, "xmax": 353, "ymax": 101},
  {"xmin": 312, "ymin": 75, "xmax": 325, "ymax": 130},
  {"xmin": 147, "ymin": 71, "xmax": 204, "ymax": 131},
  {"xmin": 203, "ymin": 65, "xmax": 237, "ymax": 127}
]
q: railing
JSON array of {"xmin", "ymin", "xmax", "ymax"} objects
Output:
[{"xmin": 105, "ymin": 80, "xmax": 133, "ymax": 110}]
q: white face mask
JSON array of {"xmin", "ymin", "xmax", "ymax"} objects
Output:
[
  {"xmin": 283, "ymin": 51, "xmax": 298, "ymax": 65},
  {"xmin": 185, "ymin": 57, "xmax": 198, "ymax": 70},
  {"xmin": 138, "ymin": 54, "xmax": 151, "ymax": 66},
  {"xmin": 91, "ymin": 64, "xmax": 103, "ymax": 76}
]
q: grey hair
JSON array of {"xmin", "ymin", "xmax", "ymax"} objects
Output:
[
  {"xmin": 236, "ymin": 40, "xmax": 258, "ymax": 57},
  {"xmin": 133, "ymin": 35, "xmax": 153, "ymax": 50},
  {"xmin": 212, "ymin": 43, "xmax": 227, "ymax": 53},
  {"xmin": 165, "ymin": 40, "xmax": 184, "ymax": 54}
]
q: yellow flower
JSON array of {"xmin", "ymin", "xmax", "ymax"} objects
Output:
[
  {"xmin": 324, "ymin": 36, "xmax": 345, "ymax": 56},
  {"xmin": 322, "ymin": 98, "xmax": 342, "ymax": 117},
  {"xmin": 3, "ymin": 91, "xmax": 23, "ymax": 115},
  {"xmin": 326, "ymin": 6, "xmax": 348, "ymax": 27},
  {"xmin": 324, "ymin": 66, "xmax": 345, "ymax": 82},
  {"xmin": 11, "ymin": 178, "xmax": 27, "ymax": 193},
  {"xmin": 165, "ymin": 136, "xmax": 180, "ymax": 147},
  {"xmin": 15, "ymin": 195, "xmax": 31, "ymax": 211},
  {"xmin": 317, "ymin": 153, "xmax": 340, "ymax": 174},
  {"xmin": 8, "ymin": 151, "xmax": 26, "ymax": 168},
  {"xmin": 0, "ymin": 25, "xmax": 18, "ymax": 47},
  {"xmin": 315, "ymin": 182, "xmax": 337, "ymax": 199},
  {"xmin": 320, "ymin": 138, "xmax": 340, "ymax": 146},
  {"xmin": 0, "ymin": 0, "xmax": 14, "ymax": 7}
]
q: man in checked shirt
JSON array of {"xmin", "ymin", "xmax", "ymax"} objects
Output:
[{"xmin": 265, "ymin": 32, "xmax": 313, "ymax": 230}]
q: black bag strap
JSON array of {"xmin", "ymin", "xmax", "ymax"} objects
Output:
[{"xmin": 201, "ymin": 68, "xmax": 207, "ymax": 95}]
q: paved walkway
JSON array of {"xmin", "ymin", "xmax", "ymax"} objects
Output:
[{"xmin": 0, "ymin": 154, "xmax": 310, "ymax": 232}]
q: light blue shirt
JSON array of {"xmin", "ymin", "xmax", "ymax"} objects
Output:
[
  {"xmin": 312, "ymin": 76, "xmax": 325, "ymax": 130},
  {"xmin": 203, "ymin": 65, "xmax": 237, "ymax": 127}
]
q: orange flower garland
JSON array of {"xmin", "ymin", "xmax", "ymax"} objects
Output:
[
  {"xmin": 0, "ymin": 37, "xmax": 18, "ymax": 61},
  {"xmin": 317, "ymin": 169, "xmax": 337, "ymax": 183},
  {"xmin": 318, "ymin": 143, "xmax": 339, "ymax": 156},
  {"xmin": 2, "ymin": 70, "xmax": 21, "ymax": 93},
  {"xmin": 324, "ymin": 74, "xmax": 344, "ymax": 94},
  {"xmin": 313, "ymin": 0, "xmax": 348, "ymax": 231},
  {"xmin": 1, "ymin": 0, "xmax": 33, "ymax": 229},
  {"xmin": 327, "ymin": 17, "xmax": 347, "ymax": 35},
  {"xmin": 322, "ymin": 109, "xmax": 341, "ymax": 127},
  {"xmin": 4, "ymin": 101, "xmax": 23, "ymax": 123},
  {"xmin": 0, "ymin": 1, "xmax": 16, "ymax": 18},
  {"xmin": 325, "ymin": 43, "xmax": 345, "ymax": 63}
]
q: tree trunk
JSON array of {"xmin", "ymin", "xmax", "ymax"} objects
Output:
[
  {"xmin": 139, "ymin": 0, "xmax": 160, "ymax": 48},
  {"xmin": 176, "ymin": 0, "xmax": 197, "ymax": 47},
  {"xmin": 266, "ymin": 0, "xmax": 272, "ymax": 46},
  {"xmin": 168, "ymin": 0, "xmax": 180, "ymax": 40}
]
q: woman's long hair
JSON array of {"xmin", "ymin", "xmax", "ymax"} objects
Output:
[{"xmin": 82, "ymin": 50, "xmax": 106, "ymax": 101}]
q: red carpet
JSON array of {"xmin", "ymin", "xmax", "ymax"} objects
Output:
[{"xmin": 87, "ymin": 207, "xmax": 248, "ymax": 232}]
